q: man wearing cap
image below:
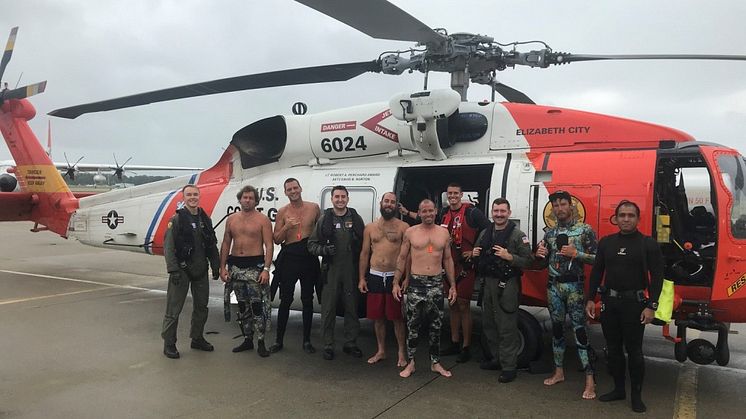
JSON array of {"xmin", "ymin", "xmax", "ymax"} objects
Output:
[{"xmin": 535, "ymin": 190, "xmax": 598, "ymax": 399}]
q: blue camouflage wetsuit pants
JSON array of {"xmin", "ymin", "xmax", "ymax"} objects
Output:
[
  {"xmin": 230, "ymin": 265, "xmax": 271, "ymax": 341},
  {"xmin": 405, "ymin": 274, "xmax": 444, "ymax": 364},
  {"xmin": 547, "ymin": 280, "xmax": 593, "ymax": 374}
]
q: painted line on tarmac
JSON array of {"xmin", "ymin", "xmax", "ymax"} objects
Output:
[
  {"xmin": 0, "ymin": 269, "xmax": 160, "ymax": 292},
  {"xmin": 0, "ymin": 269, "xmax": 230, "ymax": 306},
  {"xmin": 0, "ymin": 288, "xmax": 107, "ymax": 305},
  {"xmin": 672, "ymin": 363, "xmax": 698, "ymax": 419}
]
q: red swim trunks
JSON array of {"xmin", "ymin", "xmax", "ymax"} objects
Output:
[{"xmin": 366, "ymin": 270, "xmax": 403, "ymax": 321}]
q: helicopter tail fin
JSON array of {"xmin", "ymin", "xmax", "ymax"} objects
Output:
[{"xmin": 0, "ymin": 98, "xmax": 77, "ymax": 236}]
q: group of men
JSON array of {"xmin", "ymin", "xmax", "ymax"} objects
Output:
[{"xmin": 160, "ymin": 182, "xmax": 663, "ymax": 413}]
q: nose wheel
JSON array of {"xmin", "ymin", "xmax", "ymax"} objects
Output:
[{"xmin": 674, "ymin": 320, "xmax": 730, "ymax": 366}]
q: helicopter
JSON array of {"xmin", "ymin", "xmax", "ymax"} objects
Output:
[{"xmin": 2, "ymin": 0, "xmax": 746, "ymax": 368}]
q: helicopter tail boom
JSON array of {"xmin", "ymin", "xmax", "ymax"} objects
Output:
[{"xmin": 0, "ymin": 98, "xmax": 77, "ymax": 236}]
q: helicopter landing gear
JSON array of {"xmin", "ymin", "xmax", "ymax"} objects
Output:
[
  {"xmin": 674, "ymin": 324, "xmax": 687, "ymax": 362},
  {"xmin": 674, "ymin": 305, "xmax": 730, "ymax": 366}
]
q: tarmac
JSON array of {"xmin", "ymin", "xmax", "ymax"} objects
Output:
[{"xmin": 1, "ymin": 221, "xmax": 745, "ymax": 418}]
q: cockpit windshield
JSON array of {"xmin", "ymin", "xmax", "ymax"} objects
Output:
[{"xmin": 716, "ymin": 154, "xmax": 746, "ymax": 239}]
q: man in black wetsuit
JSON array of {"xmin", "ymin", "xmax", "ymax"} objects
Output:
[
  {"xmin": 587, "ymin": 200, "xmax": 664, "ymax": 413},
  {"xmin": 270, "ymin": 178, "xmax": 321, "ymax": 354}
]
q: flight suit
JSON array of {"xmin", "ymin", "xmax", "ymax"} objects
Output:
[
  {"xmin": 475, "ymin": 222, "xmax": 532, "ymax": 372},
  {"xmin": 308, "ymin": 208, "xmax": 364, "ymax": 349},
  {"xmin": 161, "ymin": 208, "xmax": 220, "ymax": 345}
]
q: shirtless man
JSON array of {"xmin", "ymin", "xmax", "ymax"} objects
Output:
[
  {"xmin": 220, "ymin": 185, "xmax": 274, "ymax": 357},
  {"xmin": 393, "ymin": 199, "xmax": 458, "ymax": 378},
  {"xmin": 358, "ymin": 192, "xmax": 409, "ymax": 366},
  {"xmin": 270, "ymin": 178, "xmax": 321, "ymax": 354}
]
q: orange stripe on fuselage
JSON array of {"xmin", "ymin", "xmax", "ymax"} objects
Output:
[{"xmin": 149, "ymin": 147, "xmax": 234, "ymax": 256}]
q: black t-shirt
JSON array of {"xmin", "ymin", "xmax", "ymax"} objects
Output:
[{"xmin": 588, "ymin": 230, "xmax": 664, "ymax": 303}]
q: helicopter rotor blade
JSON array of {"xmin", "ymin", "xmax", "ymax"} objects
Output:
[
  {"xmin": 493, "ymin": 83, "xmax": 535, "ymax": 105},
  {"xmin": 49, "ymin": 61, "xmax": 381, "ymax": 119},
  {"xmin": 0, "ymin": 27, "xmax": 18, "ymax": 82},
  {"xmin": 295, "ymin": 0, "xmax": 446, "ymax": 46},
  {"xmin": 551, "ymin": 53, "xmax": 746, "ymax": 65},
  {"xmin": 1, "ymin": 80, "xmax": 47, "ymax": 101}
]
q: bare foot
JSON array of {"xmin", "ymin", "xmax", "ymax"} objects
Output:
[
  {"xmin": 367, "ymin": 352, "xmax": 386, "ymax": 364},
  {"xmin": 431, "ymin": 363, "xmax": 452, "ymax": 378},
  {"xmin": 582, "ymin": 376, "xmax": 596, "ymax": 400},
  {"xmin": 399, "ymin": 361, "xmax": 415, "ymax": 378},
  {"xmin": 397, "ymin": 354, "xmax": 408, "ymax": 368},
  {"xmin": 543, "ymin": 373, "xmax": 565, "ymax": 386}
]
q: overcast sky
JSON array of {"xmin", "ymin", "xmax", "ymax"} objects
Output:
[{"xmin": 1, "ymin": 0, "xmax": 745, "ymax": 167}]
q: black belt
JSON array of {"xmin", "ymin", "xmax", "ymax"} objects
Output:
[
  {"xmin": 549, "ymin": 275, "xmax": 582, "ymax": 284},
  {"xmin": 606, "ymin": 288, "xmax": 645, "ymax": 301}
]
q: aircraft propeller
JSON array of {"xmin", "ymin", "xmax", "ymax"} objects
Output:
[
  {"xmin": 112, "ymin": 154, "xmax": 133, "ymax": 181},
  {"xmin": 0, "ymin": 27, "xmax": 47, "ymax": 103},
  {"xmin": 62, "ymin": 153, "xmax": 84, "ymax": 180},
  {"xmin": 47, "ymin": 0, "xmax": 746, "ymax": 118}
]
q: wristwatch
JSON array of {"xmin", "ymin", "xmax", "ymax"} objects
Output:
[
  {"xmin": 263, "ymin": 266, "xmax": 271, "ymax": 272},
  {"xmin": 647, "ymin": 301, "xmax": 659, "ymax": 310}
]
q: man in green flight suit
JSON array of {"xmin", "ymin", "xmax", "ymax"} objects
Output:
[
  {"xmin": 308, "ymin": 185, "xmax": 366, "ymax": 361},
  {"xmin": 474, "ymin": 198, "xmax": 533, "ymax": 383},
  {"xmin": 161, "ymin": 184, "xmax": 221, "ymax": 359}
]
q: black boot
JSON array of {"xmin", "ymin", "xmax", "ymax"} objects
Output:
[
  {"xmin": 269, "ymin": 341, "xmax": 284, "ymax": 353},
  {"xmin": 456, "ymin": 346, "xmax": 471, "ymax": 363},
  {"xmin": 257, "ymin": 340, "xmax": 270, "ymax": 357},
  {"xmin": 599, "ymin": 376, "xmax": 626, "ymax": 402},
  {"xmin": 190, "ymin": 338, "xmax": 214, "ymax": 352},
  {"xmin": 232, "ymin": 338, "xmax": 254, "ymax": 353},
  {"xmin": 631, "ymin": 384, "xmax": 646, "ymax": 413},
  {"xmin": 163, "ymin": 343, "xmax": 180, "ymax": 359},
  {"xmin": 440, "ymin": 341, "xmax": 461, "ymax": 356},
  {"xmin": 302, "ymin": 341, "xmax": 316, "ymax": 354}
]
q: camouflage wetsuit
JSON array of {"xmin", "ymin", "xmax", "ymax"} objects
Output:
[
  {"xmin": 538, "ymin": 220, "xmax": 597, "ymax": 374},
  {"xmin": 405, "ymin": 273, "xmax": 445, "ymax": 364},
  {"xmin": 228, "ymin": 255, "xmax": 271, "ymax": 342}
]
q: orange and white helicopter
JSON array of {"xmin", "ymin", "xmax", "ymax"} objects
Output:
[{"xmin": 2, "ymin": 0, "xmax": 746, "ymax": 368}]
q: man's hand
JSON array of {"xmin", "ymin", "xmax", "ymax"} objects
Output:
[
  {"xmin": 286, "ymin": 217, "xmax": 301, "ymax": 228},
  {"xmin": 559, "ymin": 244, "xmax": 578, "ymax": 258},
  {"xmin": 472, "ymin": 246, "xmax": 482, "ymax": 257},
  {"xmin": 492, "ymin": 245, "xmax": 513, "ymax": 261},
  {"xmin": 585, "ymin": 300, "xmax": 596, "ymax": 320},
  {"xmin": 392, "ymin": 282, "xmax": 403, "ymax": 302},
  {"xmin": 358, "ymin": 279, "xmax": 368, "ymax": 293},
  {"xmin": 640, "ymin": 308, "xmax": 655, "ymax": 324},
  {"xmin": 447, "ymin": 287, "xmax": 458, "ymax": 305},
  {"xmin": 219, "ymin": 267, "xmax": 229, "ymax": 283},
  {"xmin": 324, "ymin": 244, "xmax": 336, "ymax": 256},
  {"xmin": 398, "ymin": 204, "xmax": 409, "ymax": 216},
  {"xmin": 462, "ymin": 250, "xmax": 474, "ymax": 261},
  {"xmin": 536, "ymin": 240, "xmax": 548, "ymax": 258},
  {"xmin": 258, "ymin": 270, "xmax": 270, "ymax": 285}
]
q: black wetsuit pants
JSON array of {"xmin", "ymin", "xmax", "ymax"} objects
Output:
[
  {"xmin": 600, "ymin": 296, "xmax": 646, "ymax": 394},
  {"xmin": 275, "ymin": 252, "xmax": 320, "ymax": 344}
]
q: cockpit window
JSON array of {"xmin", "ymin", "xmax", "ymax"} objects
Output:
[{"xmin": 716, "ymin": 154, "xmax": 746, "ymax": 239}]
